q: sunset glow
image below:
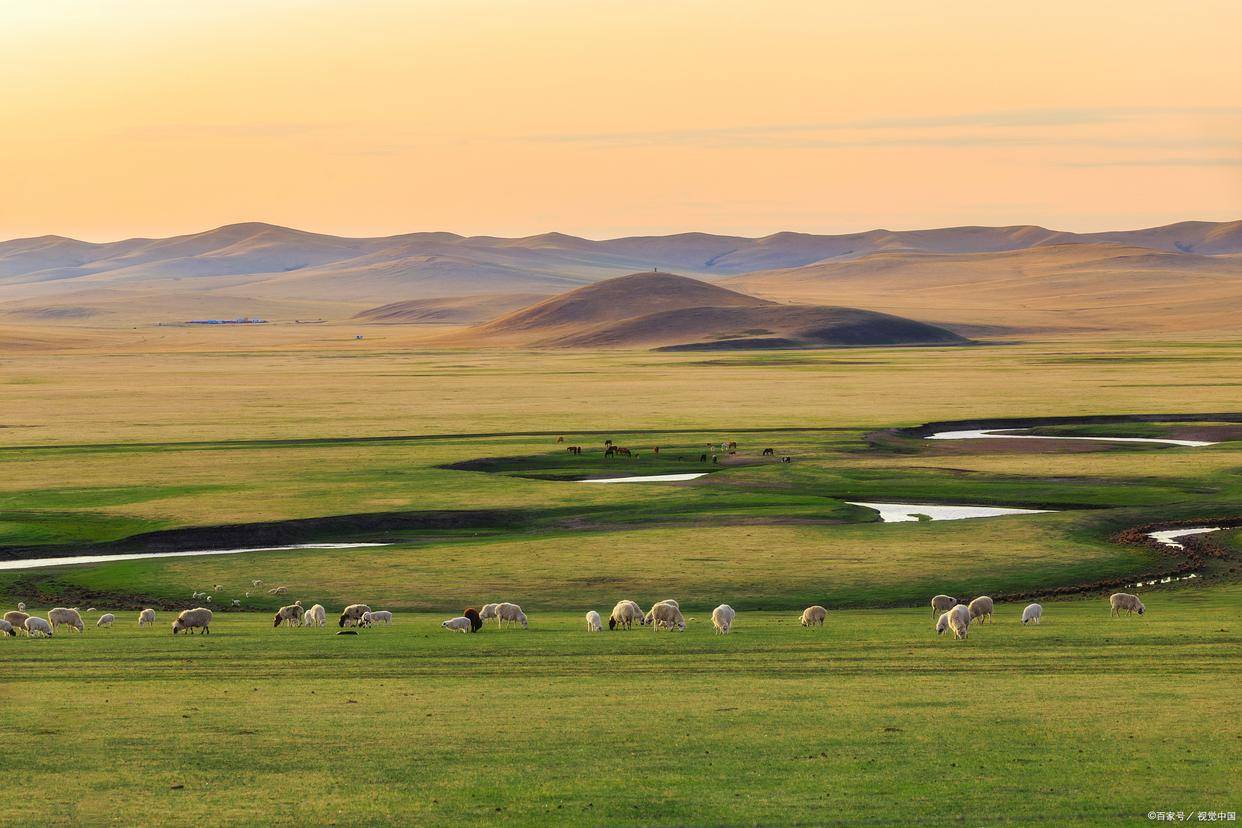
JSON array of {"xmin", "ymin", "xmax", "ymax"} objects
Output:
[{"xmin": 3, "ymin": 0, "xmax": 1240, "ymax": 240}]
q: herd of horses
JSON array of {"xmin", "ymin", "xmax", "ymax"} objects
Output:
[{"xmin": 556, "ymin": 436, "xmax": 790, "ymax": 464}]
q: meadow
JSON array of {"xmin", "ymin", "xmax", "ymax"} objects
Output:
[{"xmin": 1, "ymin": 328, "xmax": 1240, "ymax": 824}]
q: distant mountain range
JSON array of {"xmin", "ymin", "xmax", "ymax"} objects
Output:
[{"xmin": 1, "ymin": 219, "xmax": 1240, "ymax": 333}]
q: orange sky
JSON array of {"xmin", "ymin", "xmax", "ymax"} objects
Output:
[{"xmin": 2, "ymin": 0, "xmax": 1240, "ymax": 241}]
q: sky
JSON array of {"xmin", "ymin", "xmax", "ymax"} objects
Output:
[{"xmin": 2, "ymin": 0, "xmax": 1240, "ymax": 241}]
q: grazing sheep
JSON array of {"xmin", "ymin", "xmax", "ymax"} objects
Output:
[
  {"xmin": 96, "ymin": 613, "xmax": 116, "ymax": 628},
  {"xmin": 968, "ymin": 596, "xmax": 994, "ymax": 624},
  {"xmin": 17, "ymin": 602, "xmax": 26, "ymax": 612},
  {"xmin": 461, "ymin": 609, "xmax": 480, "ymax": 631},
  {"xmin": 231, "ymin": 599, "xmax": 241, "ymax": 607},
  {"xmin": 25, "ymin": 616, "xmax": 54, "ymax": 638},
  {"xmin": 650, "ymin": 601, "xmax": 686, "ymax": 632},
  {"xmin": 48, "ymin": 607, "xmax": 85, "ymax": 634},
  {"xmin": 479, "ymin": 603, "xmax": 500, "ymax": 626},
  {"xmin": 643, "ymin": 599, "xmax": 680, "ymax": 627},
  {"xmin": 441, "ymin": 616, "xmax": 473, "ymax": 633},
  {"xmin": 268, "ymin": 586, "xmax": 288, "ymax": 596},
  {"xmin": 172, "ymin": 607, "xmax": 214, "ymax": 635},
  {"xmin": 585, "ymin": 610, "xmax": 602, "ymax": 632},
  {"xmin": 936, "ymin": 604, "xmax": 971, "ymax": 640},
  {"xmin": 607, "ymin": 600, "xmax": 644, "ymax": 631},
  {"xmin": 1022, "ymin": 603, "xmax": 1043, "ymax": 625},
  {"xmin": 338, "ymin": 604, "xmax": 371, "ymax": 628},
  {"xmin": 5, "ymin": 611, "xmax": 31, "ymax": 634},
  {"xmin": 303, "ymin": 604, "xmax": 327, "ymax": 627},
  {"xmin": 1110, "ymin": 593, "xmax": 1145, "ymax": 617},
  {"xmin": 930, "ymin": 594, "xmax": 957, "ymax": 617},
  {"xmin": 138, "ymin": 608, "xmax": 156, "ymax": 627},
  {"xmin": 800, "ymin": 605, "xmax": 827, "ymax": 627},
  {"xmin": 273, "ymin": 604, "xmax": 305, "ymax": 628},
  {"xmin": 496, "ymin": 602, "xmax": 528, "ymax": 630},
  {"xmin": 0, "ymin": 619, "xmax": 12, "ymax": 637},
  {"xmin": 711, "ymin": 604, "xmax": 736, "ymax": 634}
]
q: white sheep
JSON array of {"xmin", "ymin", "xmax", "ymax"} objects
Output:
[
  {"xmin": 585, "ymin": 610, "xmax": 602, "ymax": 632},
  {"xmin": 968, "ymin": 596, "xmax": 994, "ymax": 624},
  {"xmin": 96, "ymin": 613, "xmax": 116, "ymax": 628},
  {"xmin": 48, "ymin": 607, "xmax": 85, "ymax": 633},
  {"xmin": 800, "ymin": 605, "xmax": 827, "ymax": 627},
  {"xmin": 441, "ymin": 616, "xmax": 473, "ymax": 633},
  {"xmin": 172, "ymin": 607, "xmax": 213, "ymax": 635},
  {"xmin": 644, "ymin": 599, "xmax": 680, "ymax": 627},
  {"xmin": 303, "ymin": 604, "xmax": 327, "ymax": 627},
  {"xmin": 1021, "ymin": 603, "xmax": 1043, "ymax": 625},
  {"xmin": 268, "ymin": 586, "xmax": 288, "ymax": 596},
  {"xmin": 231, "ymin": 599, "xmax": 241, "ymax": 607},
  {"xmin": 496, "ymin": 602, "xmax": 528, "ymax": 629},
  {"xmin": 25, "ymin": 616, "xmax": 53, "ymax": 637},
  {"xmin": 138, "ymin": 608, "xmax": 156, "ymax": 627},
  {"xmin": 650, "ymin": 601, "xmax": 686, "ymax": 631},
  {"xmin": 16, "ymin": 602, "xmax": 25, "ymax": 612},
  {"xmin": 930, "ymin": 594, "xmax": 957, "ymax": 617},
  {"xmin": 608, "ymin": 600, "xmax": 644, "ymax": 630},
  {"xmin": 5, "ymin": 611, "xmax": 31, "ymax": 635},
  {"xmin": 338, "ymin": 604, "xmax": 371, "ymax": 628},
  {"xmin": 711, "ymin": 604, "xmax": 736, "ymax": 634},
  {"xmin": 368, "ymin": 610, "xmax": 393, "ymax": 626},
  {"xmin": 1110, "ymin": 593, "xmax": 1145, "ymax": 617},
  {"xmin": 0, "ymin": 618, "xmax": 12, "ymax": 637},
  {"xmin": 479, "ymin": 603, "xmax": 500, "ymax": 625},
  {"xmin": 252, "ymin": 579, "xmax": 263, "ymax": 587},
  {"xmin": 936, "ymin": 604, "xmax": 971, "ymax": 640}
]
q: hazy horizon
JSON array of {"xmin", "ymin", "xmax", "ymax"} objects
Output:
[
  {"xmin": 3, "ymin": 1, "xmax": 1240, "ymax": 242},
  {"xmin": 6, "ymin": 214, "xmax": 1242, "ymax": 247}
]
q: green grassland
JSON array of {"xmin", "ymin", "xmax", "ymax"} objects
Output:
[
  {"xmin": 1, "ymin": 336, "xmax": 1241, "ymax": 824},
  {"xmin": 1, "ymin": 591, "xmax": 1237, "ymax": 825}
]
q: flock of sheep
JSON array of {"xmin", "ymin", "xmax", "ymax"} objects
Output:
[
  {"xmin": 0, "ymin": 591, "xmax": 1148, "ymax": 639},
  {"xmin": 928, "ymin": 592, "xmax": 1145, "ymax": 639}
]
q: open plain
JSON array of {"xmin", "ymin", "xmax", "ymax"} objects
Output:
[{"xmin": 2, "ymin": 326, "xmax": 1240, "ymax": 824}]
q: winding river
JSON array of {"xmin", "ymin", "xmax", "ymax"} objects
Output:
[
  {"xmin": 846, "ymin": 501, "xmax": 1053, "ymax": 522},
  {"xmin": 578, "ymin": 473, "xmax": 709, "ymax": 484},
  {"xmin": 926, "ymin": 428, "xmax": 1217, "ymax": 447},
  {"xmin": 0, "ymin": 542, "xmax": 390, "ymax": 572}
]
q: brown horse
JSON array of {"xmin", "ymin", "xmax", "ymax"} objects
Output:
[{"xmin": 727, "ymin": 441, "xmax": 737, "ymax": 450}]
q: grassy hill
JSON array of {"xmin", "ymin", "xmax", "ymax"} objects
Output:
[{"xmin": 453, "ymin": 272, "xmax": 967, "ymax": 349}]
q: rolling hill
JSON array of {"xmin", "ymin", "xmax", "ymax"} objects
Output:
[
  {"xmin": 2, "ymin": 219, "xmax": 1240, "ymax": 331},
  {"xmin": 451, "ymin": 272, "xmax": 968, "ymax": 350},
  {"xmin": 723, "ymin": 242, "xmax": 1242, "ymax": 334}
]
